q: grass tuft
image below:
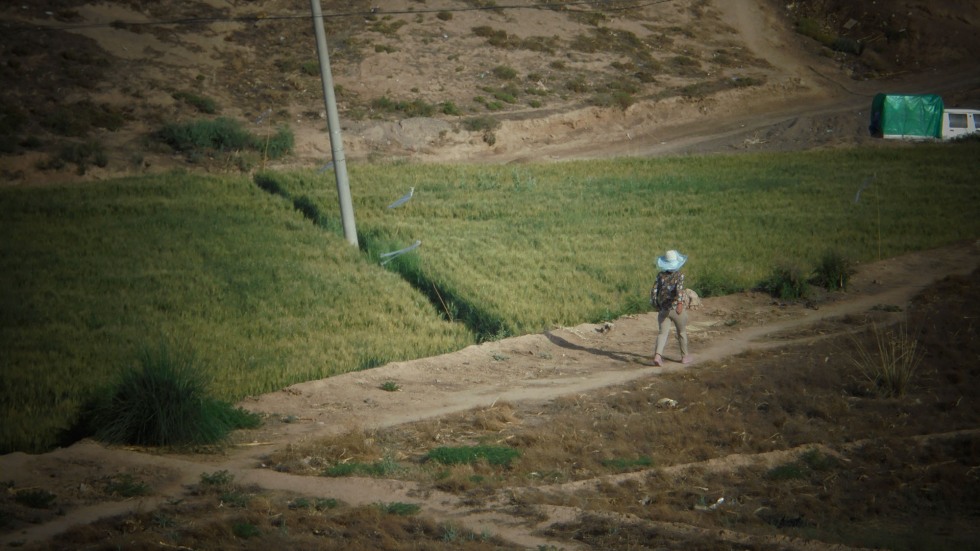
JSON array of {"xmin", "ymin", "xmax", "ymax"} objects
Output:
[
  {"xmin": 761, "ymin": 264, "xmax": 809, "ymax": 300},
  {"xmin": 83, "ymin": 343, "xmax": 261, "ymax": 447},
  {"xmin": 849, "ymin": 322, "xmax": 922, "ymax": 397}
]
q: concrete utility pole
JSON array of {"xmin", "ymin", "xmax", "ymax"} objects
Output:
[{"xmin": 310, "ymin": 0, "xmax": 358, "ymax": 247}]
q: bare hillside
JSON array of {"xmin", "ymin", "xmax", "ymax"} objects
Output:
[{"xmin": 1, "ymin": 0, "xmax": 979, "ymax": 184}]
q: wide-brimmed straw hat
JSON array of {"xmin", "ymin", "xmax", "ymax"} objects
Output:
[{"xmin": 657, "ymin": 250, "xmax": 687, "ymax": 271}]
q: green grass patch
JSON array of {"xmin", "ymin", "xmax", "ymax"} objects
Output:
[
  {"xmin": 370, "ymin": 96, "xmax": 435, "ymax": 118},
  {"xmin": 425, "ymin": 445, "xmax": 520, "ymax": 467},
  {"xmin": 601, "ymin": 456, "xmax": 653, "ymax": 472},
  {"xmin": 155, "ymin": 117, "xmax": 293, "ymax": 161},
  {"xmin": 0, "ymin": 173, "xmax": 470, "ymax": 453},
  {"xmin": 3, "ymin": 144, "xmax": 980, "ymax": 453}
]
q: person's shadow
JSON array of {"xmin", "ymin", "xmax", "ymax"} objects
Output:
[{"xmin": 543, "ymin": 330, "xmax": 654, "ymax": 366}]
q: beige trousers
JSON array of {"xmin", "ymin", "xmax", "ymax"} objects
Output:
[{"xmin": 655, "ymin": 308, "xmax": 688, "ymax": 357}]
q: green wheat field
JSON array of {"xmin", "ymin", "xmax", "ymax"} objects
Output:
[{"xmin": 2, "ymin": 142, "xmax": 979, "ymax": 453}]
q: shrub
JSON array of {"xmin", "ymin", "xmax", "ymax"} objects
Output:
[
  {"xmin": 232, "ymin": 521, "xmax": 260, "ymax": 539},
  {"xmin": 462, "ymin": 116, "xmax": 500, "ymax": 133},
  {"xmin": 259, "ymin": 126, "xmax": 295, "ymax": 160},
  {"xmin": 156, "ymin": 117, "xmax": 253, "ymax": 153},
  {"xmin": 761, "ymin": 265, "xmax": 809, "ymax": 300},
  {"xmin": 14, "ymin": 489, "xmax": 56, "ymax": 509},
  {"xmin": 155, "ymin": 118, "xmax": 293, "ymax": 161},
  {"xmin": 812, "ymin": 250, "xmax": 854, "ymax": 291},
  {"xmin": 492, "ymin": 65, "xmax": 517, "ymax": 80},
  {"xmin": 441, "ymin": 101, "xmax": 461, "ymax": 116},
  {"xmin": 84, "ymin": 343, "xmax": 261, "ymax": 447}
]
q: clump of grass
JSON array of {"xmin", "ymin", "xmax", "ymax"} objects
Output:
[
  {"xmin": 694, "ymin": 272, "xmax": 743, "ymax": 298},
  {"xmin": 300, "ymin": 59, "xmax": 319, "ymax": 76},
  {"xmin": 379, "ymin": 381, "xmax": 400, "ymax": 392},
  {"xmin": 232, "ymin": 521, "xmax": 260, "ymax": 538},
  {"xmin": 83, "ymin": 343, "xmax": 261, "ymax": 447},
  {"xmin": 761, "ymin": 265, "xmax": 809, "ymax": 300},
  {"xmin": 370, "ymin": 96, "xmax": 435, "ymax": 118},
  {"xmin": 172, "ymin": 91, "xmax": 218, "ymax": 114},
  {"xmin": 200, "ymin": 470, "xmax": 234, "ymax": 488},
  {"xmin": 155, "ymin": 117, "xmax": 293, "ymax": 161},
  {"xmin": 41, "ymin": 101, "xmax": 125, "ymax": 137},
  {"xmin": 850, "ymin": 322, "xmax": 923, "ymax": 397},
  {"xmin": 812, "ymin": 250, "xmax": 854, "ymax": 291},
  {"xmin": 492, "ymin": 65, "xmax": 517, "ymax": 80},
  {"xmin": 37, "ymin": 140, "xmax": 109, "ymax": 174},
  {"xmin": 14, "ymin": 489, "xmax": 57, "ymax": 509},
  {"xmin": 322, "ymin": 456, "xmax": 400, "ymax": 477},
  {"xmin": 425, "ymin": 445, "xmax": 520, "ymax": 467},
  {"xmin": 462, "ymin": 116, "xmax": 499, "ymax": 133},
  {"xmin": 379, "ymin": 502, "xmax": 420, "ymax": 516},
  {"xmin": 441, "ymin": 101, "xmax": 461, "ymax": 116},
  {"xmin": 601, "ymin": 456, "xmax": 653, "ymax": 472},
  {"xmin": 765, "ymin": 462, "xmax": 807, "ymax": 481},
  {"xmin": 106, "ymin": 473, "xmax": 151, "ymax": 497}
]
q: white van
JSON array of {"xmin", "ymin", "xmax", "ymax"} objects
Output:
[{"xmin": 942, "ymin": 109, "xmax": 980, "ymax": 140}]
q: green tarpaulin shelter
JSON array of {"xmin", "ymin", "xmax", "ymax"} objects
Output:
[{"xmin": 869, "ymin": 93, "xmax": 944, "ymax": 139}]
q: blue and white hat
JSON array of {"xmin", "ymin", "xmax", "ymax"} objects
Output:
[{"xmin": 657, "ymin": 250, "xmax": 687, "ymax": 271}]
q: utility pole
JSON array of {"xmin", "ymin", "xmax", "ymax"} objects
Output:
[{"xmin": 310, "ymin": 0, "xmax": 358, "ymax": 247}]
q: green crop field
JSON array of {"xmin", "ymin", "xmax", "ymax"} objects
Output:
[{"xmin": 2, "ymin": 142, "xmax": 979, "ymax": 453}]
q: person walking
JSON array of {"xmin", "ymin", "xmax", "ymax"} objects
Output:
[{"xmin": 650, "ymin": 249, "xmax": 692, "ymax": 366}]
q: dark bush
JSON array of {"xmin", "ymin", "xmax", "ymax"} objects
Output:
[{"xmin": 84, "ymin": 343, "xmax": 260, "ymax": 447}]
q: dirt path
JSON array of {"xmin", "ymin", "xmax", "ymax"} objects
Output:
[{"xmin": 3, "ymin": 240, "xmax": 977, "ymax": 549}]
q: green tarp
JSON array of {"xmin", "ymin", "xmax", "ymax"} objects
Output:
[{"xmin": 869, "ymin": 93, "xmax": 944, "ymax": 139}]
